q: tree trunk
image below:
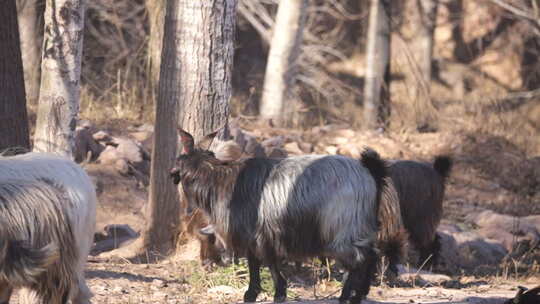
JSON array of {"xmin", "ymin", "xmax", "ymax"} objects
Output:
[
  {"xmin": 146, "ymin": 0, "xmax": 165, "ymax": 102},
  {"xmin": 363, "ymin": 0, "xmax": 391, "ymax": 131},
  {"xmin": 417, "ymin": 0, "xmax": 438, "ymax": 90},
  {"xmin": 33, "ymin": 0, "xmax": 85, "ymax": 158},
  {"xmin": 411, "ymin": 0, "xmax": 439, "ymax": 130},
  {"xmin": 176, "ymin": 0, "xmax": 236, "ymax": 140},
  {"xmin": 0, "ymin": 0, "xmax": 31, "ymax": 151},
  {"xmin": 17, "ymin": 0, "xmax": 44, "ymax": 106},
  {"xmin": 259, "ymin": 0, "xmax": 307, "ymax": 126},
  {"xmin": 140, "ymin": 0, "xmax": 237, "ymax": 257}
]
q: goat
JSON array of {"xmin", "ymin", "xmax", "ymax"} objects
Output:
[
  {"xmin": 170, "ymin": 129, "xmax": 390, "ymax": 304},
  {"xmin": 387, "ymin": 156, "xmax": 452, "ymax": 268},
  {"xmin": 0, "ymin": 153, "xmax": 97, "ymax": 303},
  {"xmin": 178, "ymin": 183, "xmax": 226, "ymax": 267}
]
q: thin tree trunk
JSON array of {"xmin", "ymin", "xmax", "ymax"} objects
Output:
[
  {"xmin": 259, "ymin": 0, "xmax": 307, "ymax": 126},
  {"xmin": 139, "ymin": 0, "xmax": 180, "ymax": 257},
  {"xmin": 417, "ymin": 0, "xmax": 438, "ymax": 89},
  {"xmin": 177, "ymin": 0, "xmax": 236, "ymax": 140},
  {"xmin": 33, "ymin": 0, "xmax": 86, "ymax": 158},
  {"xmin": 0, "ymin": 0, "xmax": 31, "ymax": 151},
  {"xmin": 363, "ymin": 0, "xmax": 391, "ymax": 131},
  {"xmin": 140, "ymin": 0, "xmax": 237, "ymax": 257},
  {"xmin": 17, "ymin": 0, "xmax": 44, "ymax": 106},
  {"xmin": 412, "ymin": 0, "xmax": 439, "ymax": 130},
  {"xmin": 146, "ymin": 0, "xmax": 165, "ymax": 102}
]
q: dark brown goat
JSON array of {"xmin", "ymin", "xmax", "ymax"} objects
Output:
[{"xmin": 388, "ymin": 156, "xmax": 452, "ymax": 268}]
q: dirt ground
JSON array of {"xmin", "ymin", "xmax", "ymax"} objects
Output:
[{"xmin": 10, "ymin": 120, "xmax": 540, "ymax": 304}]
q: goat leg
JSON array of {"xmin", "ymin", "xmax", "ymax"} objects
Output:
[
  {"xmin": 243, "ymin": 251, "xmax": 262, "ymax": 303},
  {"xmin": 269, "ymin": 261, "xmax": 287, "ymax": 302}
]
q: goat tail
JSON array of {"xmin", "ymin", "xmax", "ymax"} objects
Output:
[
  {"xmin": 360, "ymin": 148, "xmax": 387, "ymax": 193},
  {"xmin": 0, "ymin": 239, "xmax": 59, "ymax": 285},
  {"xmin": 433, "ymin": 156, "xmax": 453, "ymax": 179},
  {"xmin": 376, "ymin": 178, "xmax": 409, "ymax": 271}
]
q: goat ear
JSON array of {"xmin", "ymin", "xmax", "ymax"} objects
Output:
[
  {"xmin": 178, "ymin": 128, "xmax": 195, "ymax": 154},
  {"xmin": 197, "ymin": 131, "xmax": 219, "ymax": 151}
]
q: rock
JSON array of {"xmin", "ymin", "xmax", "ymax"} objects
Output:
[
  {"xmin": 338, "ymin": 144, "xmax": 361, "ymax": 158},
  {"xmin": 93, "ymin": 130, "xmax": 112, "ymax": 142},
  {"xmin": 327, "ymin": 137, "xmax": 349, "ymax": 146},
  {"xmin": 208, "ymin": 285, "xmax": 237, "ymax": 295},
  {"xmin": 98, "ymin": 146, "xmax": 123, "ymax": 165},
  {"xmin": 261, "ymin": 136, "xmax": 285, "ymax": 148},
  {"xmin": 397, "ymin": 265, "xmax": 452, "ymax": 285},
  {"xmin": 130, "ymin": 131, "xmax": 153, "ymax": 142},
  {"xmin": 266, "ymin": 147, "xmax": 288, "ymax": 158},
  {"xmin": 91, "ymin": 224, "xmax": 140, "ymax": 256},
  {"xmin": 151, "ymin": 279, "xmax": 167, "ymax": 290},
  {"xmin": 298, "ymin": 142, "xmax": 313, "ymax": 153},
  {"xmin": 104, "ymin": 224, "xmax": 139, "ymax": 239},
  {"xmin": 332, "ymin": 129, "xmax": 356, "ymax": 138},
  {"xmin": 438, "ymin": 230, "xmax": 508, "ymax": 271},
  {"xmin": 438, "ymin": 223, "xmax": 462, "ymax": 234},
  {"xmin": 137, "ymin": 123, "xmax": 154, "ymax": 132},
  {"xmin": 466, "ymin": 210, "xmax": 540, "ymax": 247},
  {"xmin": 113, "ymin": 137, "xmax": 144, "ymax": 164},
  {"xmin": 284, "ymin": 142, "xmax": 303, "ymax": 155},
  {"xmin": 325, "ymin": 146, "xmax": 338, "ymax": 155},
  {"xmin": 114, "ymin": 159, "xmax": 130, "ymax": 175}
]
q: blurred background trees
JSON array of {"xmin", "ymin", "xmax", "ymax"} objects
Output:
[{"xmin": 12, "ymin": 0, "xmax": 540, "ymax": 152}]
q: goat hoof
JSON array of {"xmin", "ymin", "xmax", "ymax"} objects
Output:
[
  {"xmin": 243, "ymin": 290, "xmax": 259, "ymax": 303},
  {"xmin": 274, "ymin": 294, "xmax": 287, "ymax": 302},
  {"xmin": 349, "ymin": 294, "xmax": 365, "ymax": 304}
]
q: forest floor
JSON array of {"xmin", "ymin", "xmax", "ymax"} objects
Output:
[{"xmin": 11, "ymin": 118, "xmax": 540, "ymax": 304}]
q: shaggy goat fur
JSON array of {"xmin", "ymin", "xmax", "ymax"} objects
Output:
[
  {"xmin": 0, "ymin": 153, "xmax": 97, "ymax": 303},
  {"xmin": 178, "ymin": 183, "xmax": 225, "ymax": 266},
  {"xmin": 388, "ymin": 156, "xmax": 452, "ymax": 267},
  {"xmin": 0, "ymin": 179, "xmax": 77, "ymax": 303},
  {"xmin": 171, "ymin": 129, "xmax": 388, "ymax": 304}
]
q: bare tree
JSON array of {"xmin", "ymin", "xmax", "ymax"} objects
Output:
[
  {"xmin": 146, "ymin": 0, "xmax": 165, "ymax": 101},
  {"xmin": 259, "ymin": 0, "xmax": 307, "ymax": 126},
  {"xmin": 0, "ymin": 0, "xmax": 31, "ymax": 151},
  {"xmin": 408, "ymin": 0, "xmax": 439, "ymax": 130},
  {"xmin": 137, "ymin": 0, "xmax": 237, "ymax": 258},
  {"xmin": 17, "ymin": 0, "xmax": 44, "ymax": 106},
  {"xmin": 416, "ymin": 0, "xmax": 438, "ymax": 95},
  {"xmin": 363, "ymin": 0, "xmax": 391, "ymax": 130},
  {"xmin": 33, "ymin": 0, "xmax": 86, "ymax": 158}
]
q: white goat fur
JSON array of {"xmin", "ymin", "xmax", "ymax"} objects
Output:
[{"xmin": 0, "ymin": 152, "xmax": 97, "ymax": 303}]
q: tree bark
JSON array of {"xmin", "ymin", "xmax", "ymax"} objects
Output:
[
  {"xmin": 416, "ymin": 0, "xmax": 438, "ymax": 90},
  {"xmin": 146, "ymin": 0, "xmax": 165, "ymax": 101},
  {"xmin": 259, "ymin": 0, "xmax": 307, "ymax": 126},
  {"xmin": 140, "ymin": 0, "xmax": 236, "ymax": 257},
  {"xmin": 176, "ymin": 0, "xmax": 236, "ymax": 141},
  {"xmin": 408, "ymin": 0, "xmax": 439, "ymax": 129},
  {"xmin": 17, "ymin": 0, "xmax": 44, "ymax": 106},
  {"xmin": 33, "ymin": 0, "xmax": 85, "ymax": 158},
  {"xmin": 0, "ymin": 0, "xmax": 31, "ymax": 151},
  {"xmin": 363, "ymin": 0, "xmax": 391, "ymax": 131}
]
